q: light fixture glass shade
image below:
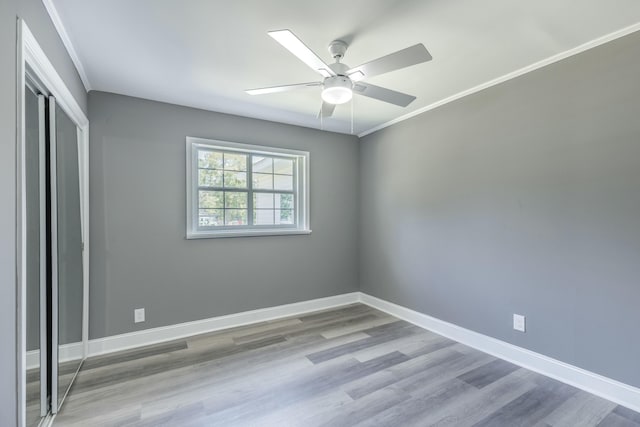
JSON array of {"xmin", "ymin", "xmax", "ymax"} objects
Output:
[
  {"xmin": 322, "ymin": 76, "xmax": 353, "ymax": 104},
  {"xmin": 322, "ymin": 87, "xmax": 353, "ymax": 104}
]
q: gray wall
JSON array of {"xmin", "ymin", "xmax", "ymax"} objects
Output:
[
  {"xmin": 88, "ymin": 91, "xmax": 360, "ymax": 339},
  {"xmin": 0, "ymin": 0, "xmax": 18, "ymax": 423},
  {"xmin": 360, "ymin": 31, "xmax": 640, "ymax": 388},
  {"xmin": 0, "ymin": 0, "xmax": 87, "ymax": 424}
]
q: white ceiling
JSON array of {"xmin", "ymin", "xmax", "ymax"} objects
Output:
[{"xmin": 52, "ymin": 0, "xmax": 640, "ymax": 135}]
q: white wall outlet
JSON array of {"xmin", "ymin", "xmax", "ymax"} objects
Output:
[
  {"xmin": 513, "ymin": 314, "xmax": 526, "ymax": 332},
  {"xmin": 134, "ymin": 308, "xmax": 145, "ymax": 323}
]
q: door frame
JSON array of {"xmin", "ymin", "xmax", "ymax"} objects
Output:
[{"xmin": 16, "ymin": 19, "xmax": 90, "ymax": 427}]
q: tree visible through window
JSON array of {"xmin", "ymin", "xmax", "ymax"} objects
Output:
[{"xmin": 187, "ymin": 138, "xmax": 310, "ymax": 238}]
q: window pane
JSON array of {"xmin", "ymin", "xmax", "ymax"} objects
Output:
[
  {"xmin": 252, "ymin": 156, "xmax": 273, "ymax": 174},
  {"xmin": 225, "ymin": 209, "xmax": 247, "ymax": 225},
  {"xmin": 223, "ymin": 153, "xmax": 246, "ymax": 171},
  {"xmin": 254, "ymin": 193, "xmax": 274, "ymax": 209},
  {"xmin": 199, "ymin": 190, "xmax": 223, "ymax": 208},
  {"xmin": 274, "ymin": 174, "xmax": 293, "ymax": 191},
  {"xmin": 225, "ymin": 191, "xmax": 247, "ymax": 209},
  {"xmin": 198, "ymin": 169, "xmax": 223, "ymax": 187},
  {"xmin": 199, "ymin": 209, "xmax": 223, "ymax": 226},
  {"xmin": 254, "ymin": 209, "xmax": 275, "ymax": 225},
  {"xmin": 198, "ymin": 150, "xmax": 222, "ymax": 169},
  {"xmin": 275, "ymin": 209, "xmax": 294, "ymax": 225},
  {"xmin": 223, "ymin": 171, "xmax": 247, "ymax": 188},
  {"xmin": 274, "ymin": 158, "xmax": 293, "ymax": 175},
  {"xmin": 253, "ymin": 172, "xmax": 273, "ymax": 190},
  {"xmin": 275, "ymin": 193, "xmax": 294, "ymax": 210}
]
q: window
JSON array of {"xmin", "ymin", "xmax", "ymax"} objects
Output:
[{"xmin": 186, "ymin": 137, "xmax": 310, "ymax": 238}]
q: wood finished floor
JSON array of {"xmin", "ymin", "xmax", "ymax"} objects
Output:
[{"xmin": 53, "ymin": 304, "xmax": 640, "ymax": 427}]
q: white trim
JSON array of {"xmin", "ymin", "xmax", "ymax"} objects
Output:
[
  {"xmin": 33, "ymin": 0, "xmax": 640, "ymax": 139},
  {"xmin": 16, "ymin": 18, "xmax": 27, "ymax": 427},
  {"xmin": 41, "ymin": 0, "xmax": 91, "ymax": 91},
  {"xmin": 186, "ymin": 229, "xmax": 312, "ymax": 239},
  {"xmin": 26, "ymin": 350, "xmax": 40, "ymax": 371},
  {"xmin": 187, "ymin": 137, "xmax": 311, "ymax": 157},
  {"xmin": 74, "ymin": 291, "xmax": 640, "ymax": 413},
  {"xmin": 59, "ymin": 342, "xmax": 84, "ymax": 364},
  {"xmin": 358, "ymin": 22, "xmax": 640, "ymax": 138},
  {"xmin": 185, "ymin": 137, "xmax": 310, "ymax": 239},
  {"xmin": 49, "ymin": 95, "xmax": 59, "ymax": 414},
  {"xmin": 37, "ymin": 94, "xmax": 47, "ymax": 418},
  {"xmin": 88, "ymin": 293, "xmax": 360, "ymax": 356},
  {"xmin": 26, "ymin": 343, "xmax": 83, "ymax": 370},
  {"xmin": 22, "ymin": 23, "xmax": 88, "ymax": 129},
  {"xmin": 358, "ymin": 292, "xmax": 640, "ymax": 413}
]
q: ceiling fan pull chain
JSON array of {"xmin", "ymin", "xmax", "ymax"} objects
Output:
[
  {"xmin": 351, "ymin": 98, "xmax": 354, "ymax": 134},
  {"xmin": 320, "ymin": 104, "xmax": 324, "ymax": 131}
]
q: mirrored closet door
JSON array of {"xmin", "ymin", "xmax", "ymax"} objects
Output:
[
  {"xmin": 50, "ymin": 97, "xmax": 85, "ymax": 412},
  {"xmin": 23, "ymin": 72, "xmax": 86, "ymax": 426},
  {"xmin": 24, "ymin": 80, "xmax": 47, "ymax": 427}
]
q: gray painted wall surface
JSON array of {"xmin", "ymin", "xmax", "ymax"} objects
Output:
[
  {"xmin": 360, "ymin": 31, "xmax": 640, "ymax": 388},
  {"xmin": 88, "ymin": 91, "xmax": 360, "ymax": 339},
  {"xmin": 0, "ymin": 1, "xmax": 18, "ymax": 423},
  {"xmin": 1, "ymin": 0, "xmax": 87, "ymax": 424}
]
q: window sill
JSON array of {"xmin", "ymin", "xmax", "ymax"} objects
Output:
[{"xmin": 186, "ymin": 229, "xmax": 312, "ymax": 239}]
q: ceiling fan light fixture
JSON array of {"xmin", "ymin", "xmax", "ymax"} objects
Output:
[{"xmin": 322, "ymin": 76, "xmax": 353, "ymax": 104}]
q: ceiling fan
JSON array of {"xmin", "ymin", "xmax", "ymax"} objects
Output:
[{"xmin": 246, "ymin": 30, "xmax": 432, "ymax": 118}]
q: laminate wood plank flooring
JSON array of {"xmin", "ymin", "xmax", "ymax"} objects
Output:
[
  {"xmin": 26, "ymin": 367, "xmax": 41, "ymax": 426},
  {"xmin": 53, "ymin": 304, "xmax": 640, "ymax": 427}
]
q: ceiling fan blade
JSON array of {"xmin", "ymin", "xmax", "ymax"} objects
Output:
[
  {"xmin": 353, "ymin": 82, "xmax": 416, "ymax": 107},
  {"xmin": 318, "ymin": 101, "xmax": 336, "ymax": 118},
  {"xmin": 347, "ymin": 44, "xmax": 432, "ymax": 82},
  {"xmin": 246, "ymin": 82, "xmax": 321, "ymax": 95},
  {"xmin": 268, "ymin": 30, "xmax": 336, "ymax": 78}
]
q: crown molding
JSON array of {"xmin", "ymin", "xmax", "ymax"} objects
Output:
[
  {"xmin": 358, "ymin": 22, "xmax": 640, "ymax": 138},
  {"xmin": 41, "ymin": 0, "xmax": 92, "ymax": 91}
]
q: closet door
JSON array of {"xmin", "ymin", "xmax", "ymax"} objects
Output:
[
  {"xmin": 25, "ymin": 86, "xmax": 47, "ymax": 426},
  {"xmin": 49, "ymin": 97, "xmax": 85, "ymax": 412}
]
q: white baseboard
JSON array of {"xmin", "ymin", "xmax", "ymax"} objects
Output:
[
  {"xmin": 59, "ymin": 342, "xmax": 84, "ymax": 363},
  {"xmin": 26, "ymin": 349, "xmax": 39, "ymax": 370},
  {"xmin": 26, "ymin": 342, "xmax": 83, "ymax": 370},
  {"xmin": 78, "ymin": 290, "xmax": 640, "ymax": 413},
  {"xmin": 359, "ymin": 292, "xmax": 640, "ymax": 413},
  {"xmin": 87, "ymin": 292, "xmax": 360, "ymax": 357}
]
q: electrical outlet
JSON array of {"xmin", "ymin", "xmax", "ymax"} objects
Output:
[
  {"xmin": 513, "ymin": 314, "xmax": 526, "ymax": 332},
  {"xmin": 134, "ymin": 308, "xmax": 145, "ymax": 323}
]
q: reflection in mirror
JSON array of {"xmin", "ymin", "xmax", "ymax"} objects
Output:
[
  {"xmin": 25, "ymin": 84, "xmax": 44, "ymax": 427},
  {"xmin": 52, "ymin": 100, "xmax": 85, "ymax": 410}
]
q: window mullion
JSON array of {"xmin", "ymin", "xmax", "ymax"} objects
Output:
[
  {"xmin": 293, "ymin": 158, "xmax": 299, "ymax": 226},
  {"xmin": 247, "ymin": 154, "xmax": 253, "ymax": 226},
  {"xmin": 194, "ymin": 147, "xmax": 201, "ymax": 229},
  {"xmin": 221, "ymin": 152, "xmax": 226, "ymax": 226}
]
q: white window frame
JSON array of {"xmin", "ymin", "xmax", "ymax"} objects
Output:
[{"xmin": 186, "ymin": 137, "xmax": 311, "ymax": 239}]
